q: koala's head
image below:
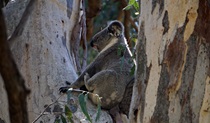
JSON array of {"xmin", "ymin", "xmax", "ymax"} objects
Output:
[{"xmin": 90, "ymin": 20, "xmax": 124, "ymax": 52}]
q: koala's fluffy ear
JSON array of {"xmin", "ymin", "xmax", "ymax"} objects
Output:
[{"xmin": 108, "ymin": 20, "xmax": 124, "ymax": 37}]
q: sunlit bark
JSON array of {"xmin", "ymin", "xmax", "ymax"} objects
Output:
[{"xmin": 130, "ymin": 1, "xmax": 210, "ymax": 123}]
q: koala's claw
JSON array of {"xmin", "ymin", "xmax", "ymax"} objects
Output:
[
  {"xmin": 65, "ymin": 81, "xmax": 71, "ymax": 85},
  {"xmin": 59, "ymin": 87, "xmax": 69, "ymax": 93}
]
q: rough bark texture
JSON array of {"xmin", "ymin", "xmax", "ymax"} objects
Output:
[
  {"xmin": 0, "ymin": 0, "xmax": 112, "ymax": 122},
  {"xmin": 0, "ymin": 9, "xmax": 29, "ymax": 123},
  {"xmin": 130, "ymin": 1, "xmax": 210, "ymax": 123}
]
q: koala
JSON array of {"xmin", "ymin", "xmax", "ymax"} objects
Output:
[{"xmin": 60, "ymin": 20, "xmax": 134, "ymax": 112}]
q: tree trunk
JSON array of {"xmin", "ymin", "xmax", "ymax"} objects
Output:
[
  {"xmin": 0, "ymin": 8, "xmax": 29, "ymax": 123},
  {"xmin": 130, "ymin": 1, "xmax": 210, "ymax": 123},
  {"xmin": 1, "ymin": 0, "xmax": 78, "ymax": 122},
  {"xmin": 0, "ymin": 0, "xmax": 112, "ymax": 122}
]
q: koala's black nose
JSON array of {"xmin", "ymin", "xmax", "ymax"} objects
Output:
[{"xmin": 90, "ymin": 40, "xmax": 94, "ymax": 47}]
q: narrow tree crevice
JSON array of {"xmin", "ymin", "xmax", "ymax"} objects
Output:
[
  {"xmin": 162, "ymin": 10, "xmax": 169, "ymax": 35},
  {"xmin": 164, "ymin": 13, "xmax": 189, "ymax": 90}
]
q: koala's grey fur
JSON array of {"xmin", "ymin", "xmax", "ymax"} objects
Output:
[{"xmin": 61, "ymin": 20, "xmax": 134, "ymax": 111}]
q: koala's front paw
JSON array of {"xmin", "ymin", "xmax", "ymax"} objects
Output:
[
  {"xmin": 59, "ymin": 87, "xmax": 69, "ymax": 93},
  {"xmin": 84, "ymin": 72, "xmax": 90, "ymax": 83}
]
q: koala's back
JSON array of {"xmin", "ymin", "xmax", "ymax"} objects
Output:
[{"xmin": 89, "ymin": 42, "xmax": 133, "ymax": 109}]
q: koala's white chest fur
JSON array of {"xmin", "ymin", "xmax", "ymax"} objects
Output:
[{"xmin": 99, "ymin": 38, "xmax": 118, "ymax": 54}]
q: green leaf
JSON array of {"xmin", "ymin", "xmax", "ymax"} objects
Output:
[
  {"xmin": 131, "ymin": 37, "xmax": 138, "ymax": 43},
  {"xmin": 65, "ymin": 105, "xmax": 73, "ymax": 123},
  {"xmin": 128, "ymin": 0, "xmax": 136, "ymax": 5},
  {"xmin": 131, "ymin": 55, "xmax": 136, "ymax": 59},
  {"xmin": 117, "ymin": 44, "xmax": 126, "ymax": 56},
  {"xmin": 117, "ymin": 45, "xmax": 125, "ymax": 56},
  {"xmin": 133, "ymin": 1, "xmax": 139, "ymax": 11},
  {"xmin": 61, "ymin": 114, "xmax": 67, "ymax": 123},
  {"xmin": 78, "ymin": 93, "xmax": 92, "ymax": 123},
  {"xmin": 123, "ymin": 0, "xmax": 139, "ymax": 11},
  {"xmin": 120, "ymin": 57, "xmax": 125, "ymax": 72},
  {"xmin": 54, "ymin": 118, "xmax": 60, "ymax": 123},
  {"xmin": 95, "ymin": 97, "xmax": 101, "ymax": 122},
  {"xmin": 128, "ymin": 59, "xmax": 133, "ymax": 64},
  {"xmin": 117, "ymin": 46, "xmax": 121, "ymax": 56},
  {"xmin": 130, "ymin": 65, "xmax": 135, "ymax": 75}
]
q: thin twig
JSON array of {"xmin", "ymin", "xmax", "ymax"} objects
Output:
[
  {"xmin": 32, "ymin": 88, "xmax": 102, "ymax": 123},
  {"xmin": 32, "ymin": 94, "xmax": 64, "ymax": 123},
  {"xmin": 69, "ymin": 88, "xmax": 102, "ymax": 100}
]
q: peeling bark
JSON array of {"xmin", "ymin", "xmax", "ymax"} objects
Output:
[
  {"xmin": 164, "ymin": 16, "xmax": 188, "ymax": 90},
  {"xmin": 131, "ymin": 0, "xmax": 210, "ymax": 123}
]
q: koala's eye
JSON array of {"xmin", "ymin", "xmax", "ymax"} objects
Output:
[
  {"xmin": 108, "ymin": 26, "xmax": 114, "ymax": 35},
  {"xmin": 96, "ymin": 37, "xmax": 99, "ymax": 40}
]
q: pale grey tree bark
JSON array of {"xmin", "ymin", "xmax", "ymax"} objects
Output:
[
  {"xmin": 129, "ymin": 1, "xmax": 210, "ymax": 123},
  {"xmin": 0, "ymin": 0, "xmax": 112, "ymax": 123}
]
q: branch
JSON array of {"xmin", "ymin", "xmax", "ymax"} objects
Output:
[
  {"xmin": 0, "ymin": 9, "xmax": 30, "ymax": 123},
  {"xmin": 117, "ymin": 0, "xmax": 124, "ymax": 22},
  {"xmin": 32, "ymin": 94, "xmax": 65, "ymax": 123},
  {"xmin": 32, "ymin": 88, "xmax": 102, "ymax": 123},
  {"xmin": 86, "ymin": 0, "xmax": 101, "ymax": 40},
  {"xmin": 120, "ymin": 0, "xmax": 131, "ymax": 46},
  {"xmin": 118, "ymin": 0, "xmax": 139, "ymax": 47},
  {"xmin": 65, "ymin": 88, "xmax": 102, "ymax": 101},
  {"xmin": 129, "ymin": 17, "xmax": 138, "ymax": 32},
  {"xmin": 124, "ymin": 10, "xmax": 130, "ymax": 45}
]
